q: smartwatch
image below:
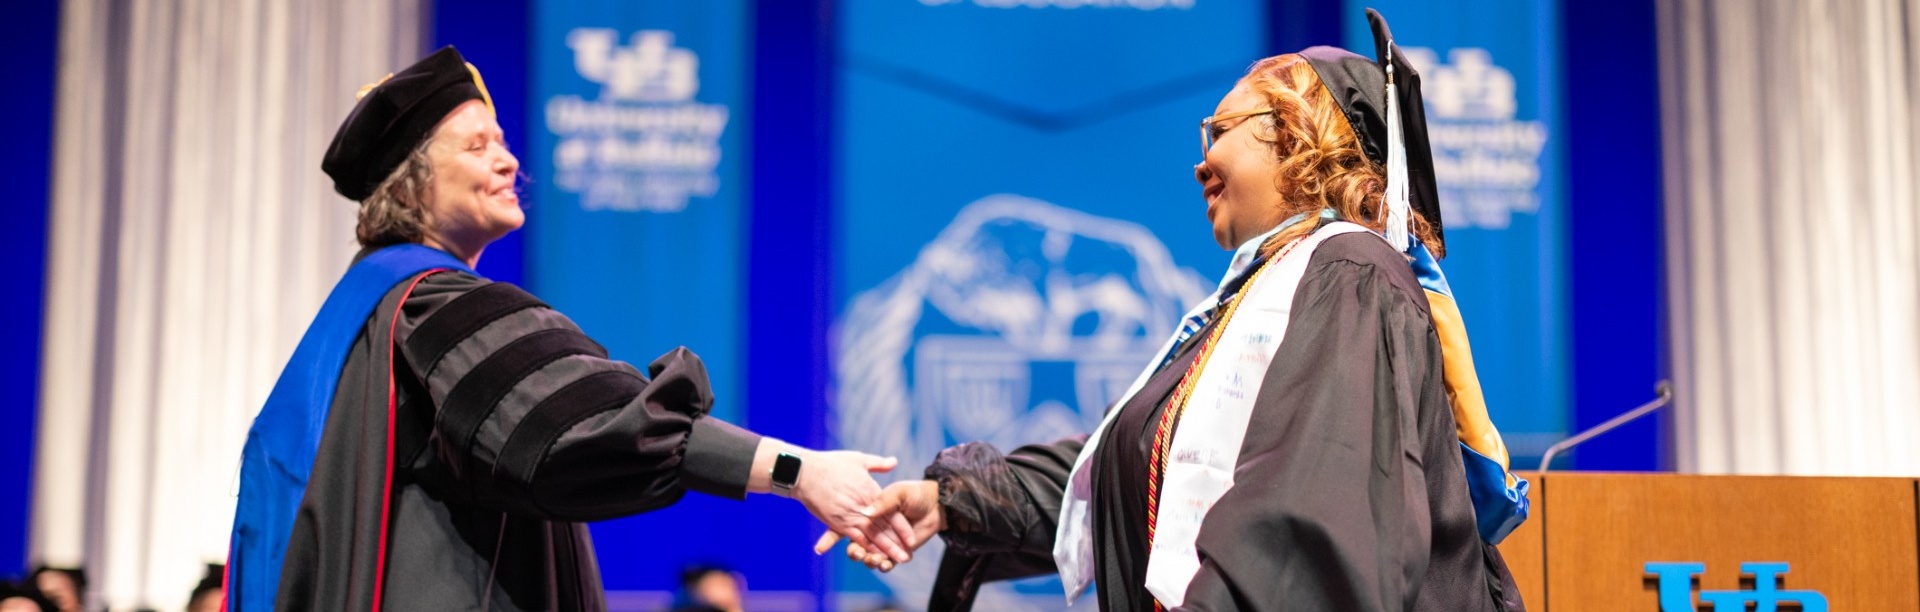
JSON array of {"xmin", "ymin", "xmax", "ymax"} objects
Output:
[{"xmin": 771, "ymin": 451, "xmax": 803, "ymax": 496}]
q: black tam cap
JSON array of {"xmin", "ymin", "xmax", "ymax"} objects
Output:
[
  {"xmin": 1300, "ymin": 9, "xmax": 1445, "ymax": 251},
  {"xmin": 322, "ymin": 46, "xmax": 495, "ymax": 202}
]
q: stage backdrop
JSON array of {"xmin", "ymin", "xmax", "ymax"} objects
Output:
[
  {"xmin": 830, "ymin": 0, "xmax": 1569, "ymax": 606},
  {"xmin": 830, "ymin": 0, "xmax": 1265, "ymax": 608},
  {"xmin": 527, "ymin": 3, "xmax": 826, "ymax": 607},
  {"xmin": 519, "ymin": 0, "xmax": 1572, "ymax": 607},
  {"xmin": 529, "ymin": 4, "xmax": 746, "ymax": 419},
  {"xmin": 1346, "ymin": 0, "xmax": 1571, "ymax": 463}
]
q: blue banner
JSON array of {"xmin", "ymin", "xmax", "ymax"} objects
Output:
[
  {"xmin": 529, "ymin": 6, "xmax": 744, "ymax": 420},
  {"xmin": 528, "ymin": 0, "xmax": 753, "ymax": 595},
  {"xmin": 832, "ymin": 0, "xmax": 1266, "ymax": 607},
  {"xmin": 1347, "ymin": 2, "xmax": 1569, "ymax": 461}
]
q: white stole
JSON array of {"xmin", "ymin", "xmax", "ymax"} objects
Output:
[{"xmin": 1053, "ymin": 222, "xmax": 1372, "ymax": 606}]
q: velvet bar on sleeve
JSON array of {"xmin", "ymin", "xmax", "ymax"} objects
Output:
[
  {"xmin": 389, "ymin": 271, "xmax": 758, "ymax": 516},
  {"xmin": 279, "ymin": 269, "xmax": 761, "ymax": 612}
]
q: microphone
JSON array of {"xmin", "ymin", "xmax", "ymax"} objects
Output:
[{"xmin": 1537, "ymin": 380, "xmax": 1673, "ymax": 471}]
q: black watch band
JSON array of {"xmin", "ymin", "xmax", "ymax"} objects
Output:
[{"xmin": 771, "ymin": 452, "xmax": 802, "ymax": 495}]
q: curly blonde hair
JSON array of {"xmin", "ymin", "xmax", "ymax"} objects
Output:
[
  {"xmin": 355, "ymin": 138, "xmax": 435, "ymax": 248},
  {"xmin": 1242, "ymin": 54, "xmax": 1443, "ymax": 258}
]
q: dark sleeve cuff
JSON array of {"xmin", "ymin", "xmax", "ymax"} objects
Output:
[
  {"xmin": 680, "ymin": 416, "xmax": 761, "ymax": 500},
  {"xmin": 925, "ymin": 442, "xmax": 1037, "ymax": 556}
]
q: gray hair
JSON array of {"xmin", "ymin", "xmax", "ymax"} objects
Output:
[{"xmin": 355, "ymin": 138, "xmax": 436, "ymax": 248}]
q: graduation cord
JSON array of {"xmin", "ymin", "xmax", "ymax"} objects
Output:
[{"xmin": 1142, "ymin": 237, "xmax": 1302, "ymax": 611}]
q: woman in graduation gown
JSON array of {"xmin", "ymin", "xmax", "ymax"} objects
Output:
[
  {"xmin": 226, "ymin": 47, "xmax": 911, "ymax": 611},
  {"xmin": 835, "ymin": 10, "xmax": 1530, "ymax": 612}
]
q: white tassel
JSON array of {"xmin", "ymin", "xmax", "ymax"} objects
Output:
[{"xmin": 1383, "ymin": 54, "xmax": 1412, "ymax": 253}]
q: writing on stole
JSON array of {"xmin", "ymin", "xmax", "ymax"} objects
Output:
[
  {"xmin": 1185, "ymin": 329, "xmax": 1275, "ymax": 423},
  {"xmin": 1157, "ymin": 325, "xmax": 1280, "ymax": 541},
  {"xmin": 1151, "ymin": 241, "xmax": 1317, "ymax": 562}
]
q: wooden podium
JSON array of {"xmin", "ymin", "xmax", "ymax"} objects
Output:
[{"xmin": 1494, "ymin": 472, "xmax": 1919, "ymax": 610}]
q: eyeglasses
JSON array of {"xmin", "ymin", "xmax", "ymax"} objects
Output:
[{"xmin": 1200, "ymin": 107, "xmax": 1274, "ymax": 158}]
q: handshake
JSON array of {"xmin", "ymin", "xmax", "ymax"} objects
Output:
[{"xmin": 760, "ymin": 444, "xmax": 943, "ymax": 573}]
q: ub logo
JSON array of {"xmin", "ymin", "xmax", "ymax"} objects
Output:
[
  {"xmin": 1399, "ymin": 46, "xmax": 1548, "ymax": 230},
  {"xmin": 1405, "ymin": 48, "xmax": 1515, "ymax": 121},
  {"xmin": 544, "ymin": 28, "xmax": 729, "ymax": 212},
  {"xmin": 835, "ymin": 195, "xmax": 1209, "ymax": 609},
  {"xmin": 1645, "ymin": 562, "xmax": 1828, "ymax": 612},
  {"xmin": 565, "ymin": 29, "xmax": 698, "ymax": 102}
]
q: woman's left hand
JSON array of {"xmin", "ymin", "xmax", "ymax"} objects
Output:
[{"xmin": 816, "ymin": 479, "xmax": 944, "ymax": 572}]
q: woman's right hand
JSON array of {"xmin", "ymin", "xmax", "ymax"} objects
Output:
[{"xmin": 814, "ymin": 479, "xmax": 944, "ymax": 572}]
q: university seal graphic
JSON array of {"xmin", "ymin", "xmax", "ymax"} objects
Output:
[{"xmin": 835, "ymin": 194, "xmax": 1210, "ymax": 609}]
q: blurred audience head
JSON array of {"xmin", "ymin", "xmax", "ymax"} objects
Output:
[
  {"xmin": 0, "ymin": 582, "xmax": 54, "ymax": 612},
  {"xmin": 27, "ymin": 567, "xmax": 82, "ymax": 612},
  {"xmin": 671, "ymin": 562, "xmax": 744, "ymax": 612},
  {"xmin": 187, "ymin": 564, "xmax": 224, "ymax": 612}
]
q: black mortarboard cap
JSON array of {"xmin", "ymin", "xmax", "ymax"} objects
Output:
[
  {"xmin": 322, "ymin": 46, "xmax": 495, "ymax": 201},
  {"xmin": 1299, "ymin": 8, "xmax": 1445, "ymax": 251}
]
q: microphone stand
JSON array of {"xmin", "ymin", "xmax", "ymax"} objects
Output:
[{"xmin": 1538, "ymin": 381, "xmax": 1673, "ymax": 471}]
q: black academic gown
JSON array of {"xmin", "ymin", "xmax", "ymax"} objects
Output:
[
  {"xmin": 278, "ymin": 262, "xmax": 763, "ymax": 611},
  {"xmin": 925, "ymin": 232, "xmax": 1523, "ymax": 612}
]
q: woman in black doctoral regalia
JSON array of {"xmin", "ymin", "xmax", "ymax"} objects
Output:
[
  {"xmin": 226, "ymin": 47, "xmax": 914, "ymax": 611},
  {"xmin": 830, "ymin": 9, "xmax": 1533, "ymax": 612}
]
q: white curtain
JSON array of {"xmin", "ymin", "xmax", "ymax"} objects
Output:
[
  {"xmin": 1660, "ymin": 0, "xmax": 1920, "ymax": 476},
  {"xmin": 33, "ymin": 0, "xmax": 427, "ymax": 608}
]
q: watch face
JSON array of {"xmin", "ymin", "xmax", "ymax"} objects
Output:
[{"xmin": 773, "ymin": 452, "xmax": 802, "ymax": 486}]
